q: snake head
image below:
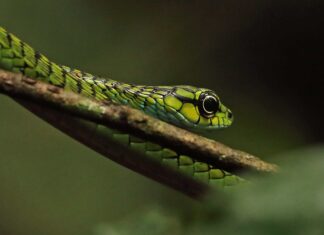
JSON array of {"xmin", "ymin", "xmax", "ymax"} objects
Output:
[
  {"xmin": 125, "ymin": 84, "xmax": 233, "ymax": 129},
  {"xmin": 157, "ymin": 86, "xmax": 234, "ymax": 129}
]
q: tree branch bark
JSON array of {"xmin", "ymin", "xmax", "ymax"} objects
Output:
[
  {"xmin": 0, "ymin": 69, "xmax": 278, "ymax": 176},
  {"xmin": 15, "ymin": 97, "xmax": 209, "ymax": 198}
]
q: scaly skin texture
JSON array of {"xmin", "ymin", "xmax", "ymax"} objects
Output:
[
  {"xmin": 0, "ymin": 27, "xmax": 233, "ymax": 129},
  {"xmin": 0, "ymin": 26, "xmax": 242, "ymax": 187}
]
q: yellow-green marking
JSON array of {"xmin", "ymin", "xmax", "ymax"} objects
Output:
[{"xmin": 0, "ymin": 26, "xmax": 241, "ymax": 188}]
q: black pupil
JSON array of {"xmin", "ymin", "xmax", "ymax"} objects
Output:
[{"xmin": 203, "ymin": 96, "xmax": 219, "ymax": 113}]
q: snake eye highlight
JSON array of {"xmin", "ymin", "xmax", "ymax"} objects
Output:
[{"xmin": 198, "ymin": 93, "xmax": 220, "ymax": 118}]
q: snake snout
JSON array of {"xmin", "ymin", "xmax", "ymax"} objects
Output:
[{"xmin": 227, "ymin": 110, "xmax": 233, "ymax": 120}]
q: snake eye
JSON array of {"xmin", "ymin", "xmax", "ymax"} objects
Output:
[{"xmin": 198, "ymin": 93, "xmax": 220, "ymax": 118}]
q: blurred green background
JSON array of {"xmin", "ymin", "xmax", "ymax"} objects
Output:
[{"xmin": 0, "ymin": 1, "xmax": 323, "ymax": 234}]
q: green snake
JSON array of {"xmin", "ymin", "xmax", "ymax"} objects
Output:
[{"xmin": 0, "ymin": 26, "xmax": 242, "ymax": 188}]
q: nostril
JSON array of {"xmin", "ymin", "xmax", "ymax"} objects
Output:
[{"xmin": 227, "ymin": 111, "xmax": 233, "ymax": 119}]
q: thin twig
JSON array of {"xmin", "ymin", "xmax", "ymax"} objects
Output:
[{"xmin": 0, "ymin": 69, "xmax": 278, "ymax": 176}]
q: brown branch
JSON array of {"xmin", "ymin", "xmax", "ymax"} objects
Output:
[
  {"xmin": 0, "ymin": 69, "xmax": 278, "ymax": 176},
  {"xmin": 15, "ymin": 98, "xmax": 209, "ymax": 198}
]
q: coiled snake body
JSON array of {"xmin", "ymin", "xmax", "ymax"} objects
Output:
[{"xmin": 0, "ymin": 26, "xmax": 242, "ymax": 188}]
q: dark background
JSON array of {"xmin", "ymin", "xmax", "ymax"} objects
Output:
[{"xmin": 0, "ymin": 1, "xmax": 323, "ymax": 234}]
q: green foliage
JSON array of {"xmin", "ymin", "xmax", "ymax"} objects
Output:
[{"xmin": 95, "ymin": 147, "xmax": 324, "ymax": 235}]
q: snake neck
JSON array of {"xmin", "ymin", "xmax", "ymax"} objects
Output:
[
  {"xmin": 0, "ymin": 27, "xmax": 174, "ymax": 121},
  {"xmin": 1, "ymin": 26, "xmax": 230, "ymax": 129}
]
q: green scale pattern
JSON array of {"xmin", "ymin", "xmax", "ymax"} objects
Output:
[
  {"xmin": 95, "ymin": 124, "xmax": 243, "ymax": 187},
  {"xmin": 0, "ymin": 26, "xmax": 242, "ymax": 187}
]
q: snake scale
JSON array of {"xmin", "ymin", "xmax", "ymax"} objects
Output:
[{"xmin": 0, "ymin": 26, "xmax": 243, "ymax": 188}]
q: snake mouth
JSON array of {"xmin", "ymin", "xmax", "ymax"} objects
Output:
[
  {"xmin": 226, "ymin": 110, "xmax": 234, "ymax": 126},
  {"xmin": 227, "ymin": 110, "xmax": 233, "ymax": 120}
]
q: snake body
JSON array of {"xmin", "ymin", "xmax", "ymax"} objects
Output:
[{"xmin": 0, "ymin": 26, "xmax": 241, "ymax": 187}]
